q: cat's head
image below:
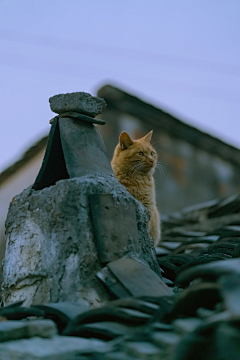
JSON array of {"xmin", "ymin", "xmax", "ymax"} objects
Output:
[{"xmin": 112, "ymin": 130, "xmax": 158, "ymax": 176}]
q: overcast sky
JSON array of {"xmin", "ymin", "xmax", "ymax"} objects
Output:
[{"xmin": 0, "ymin": 0, "xmax": 240, "ymax": 172}]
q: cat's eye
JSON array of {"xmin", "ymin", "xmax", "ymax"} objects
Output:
[
  {"xmin": 151, "ymin": 151, "xmax": 155, "ymax": 155},
  {"xmin": 138, "ymin": 151, "xmax": 144, "ymax": 156}
]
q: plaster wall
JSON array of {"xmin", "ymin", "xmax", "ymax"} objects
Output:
[{"xmin": 0, "ymin": 150, "xmax": 45, "ymax": 263}]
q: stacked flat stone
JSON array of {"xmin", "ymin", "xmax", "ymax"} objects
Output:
[{"xmin": 49, "ymin": 92, "xmax": 107, "ymax": 117}]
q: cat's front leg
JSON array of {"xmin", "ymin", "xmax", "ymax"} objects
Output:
[{"xmin": 149, "ymin": 206, "xmax": 161, "ymax": 247}]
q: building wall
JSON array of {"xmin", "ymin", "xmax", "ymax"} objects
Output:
[
  {"xmin": 98, "ymin": 110, "xmax": 240, "ymax": 214},
  {"xmin": 0, "ymin": 150, "xmax": 45, "ymax": 264}
]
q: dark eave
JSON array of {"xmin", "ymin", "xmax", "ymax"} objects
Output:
[{"xmin": 98, "ymin": 85, "xmax": 240, "ymax": 168}]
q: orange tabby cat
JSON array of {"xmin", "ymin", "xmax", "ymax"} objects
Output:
[{"xmin": 111, "ymin": 130, "xmax": 161, "ymax": 246}]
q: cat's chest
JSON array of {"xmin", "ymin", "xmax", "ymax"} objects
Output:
[{"xmin": 119, "ymin": 176, "xmax": 155, "ymax": 207}]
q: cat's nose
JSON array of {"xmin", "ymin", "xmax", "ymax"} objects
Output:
[{"xmin": 149, "ymin": 159, "xmax": 154, "ymax": 164}]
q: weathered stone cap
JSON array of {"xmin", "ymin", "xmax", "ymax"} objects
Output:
[{"xmin": 49, "ymin": 92, "xmax": 107, "ymax": 117}]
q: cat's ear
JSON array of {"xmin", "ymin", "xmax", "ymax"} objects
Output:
[
  {"xmin": 119, "ymin": 132, "xmax": 134, "ymax": 150},
  {"xmin": 142, "ymin": 130, "xmax": 153, "ymax": 144}
]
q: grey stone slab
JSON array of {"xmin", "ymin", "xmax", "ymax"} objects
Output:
[
  {"xmin": 89, "ymin": 194, "xmax": 140, "ymax": 263},
  {"xmin": 107, "ymin": 258, "xmax": 172, "ymax": 297},
  {"xmin": 59, "ymin": 117, "xmax": 112, "ymax": 178},
  {"xmin": 49, "ymin": 92, "xmax": 107, "ymax": 116},
  {"xmin": 0, "ymin": 319, "xmax": 57, "ymax": 342},
  {"xmin": 33, "ymin": 117, "xmax": 69, "ymax": 191},
  {"xmin": 97, "ymin": 266, "xmax": 132, "ymax": 298},
  {"xmin": 34, "ymin": 115, "xmax": 112, "ymax": 191},
  {"xmin": 0, "ymin": 336, "xmax": 108, "ymax": 360},
  {"xmin": 57, "ymin": 111, "xmax": 106, "ymax": 125}
]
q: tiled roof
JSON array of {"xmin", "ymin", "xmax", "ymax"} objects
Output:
[
  {"xmin": 158, "ymin": 193, "xmax": 240, "ymax": 283},
  {"xmin": 1, "ymin": 193, "xmax": 240, "ymax": 359}
]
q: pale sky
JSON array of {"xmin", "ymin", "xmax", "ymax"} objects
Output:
[{"xmin": 0, "ymin": 0, "xmax": 240, "ymax": 172}]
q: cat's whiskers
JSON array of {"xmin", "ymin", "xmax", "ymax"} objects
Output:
[
  {"xmin": 126, "ymin": 163, "xmax": 137, "ymax": 174},
  {"xmin": 130, "ymin": 163, "xmax": 142, "ymax": 177},
  {"xmin": 132, "ymin": 163, "xmax": 146, "ymax": 177},
  {"xmin": 157, "ymin": 162, "xmax": 166, "ymax": 177},
  {"xmin": 120, "ymin": 162, "xmax": 141, "ymax": 180},
  {"xmin": 126, "ymin": 162, "xmax": 141, "ymax": 175}
]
